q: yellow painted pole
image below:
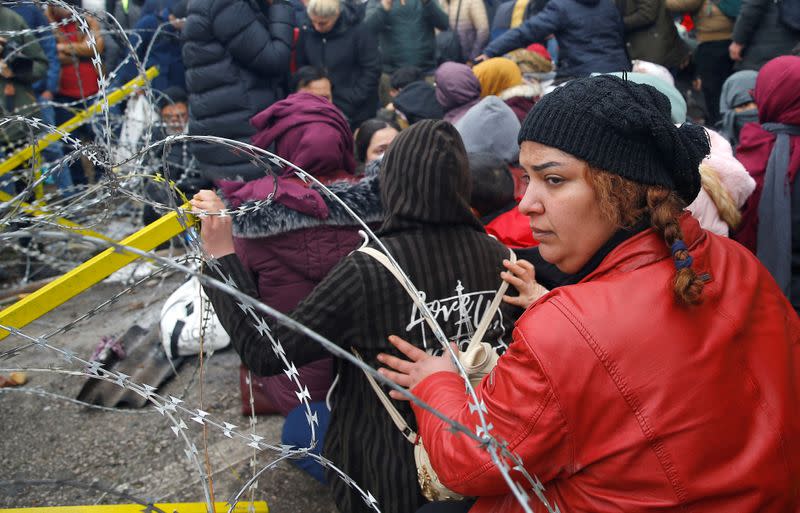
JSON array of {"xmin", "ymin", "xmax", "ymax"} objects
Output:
[
  {"xmin": 0, "ymin": 189, "xmax": 114, "ymax": 243},
  {"xmin": 0, "ymin": 501, "xmax": 268, "ymax": 513},
  {"xmin": 0, "ymin": 204, "xmax": 195, "ymax": 341},
  {"xmin": 0, "ymin": 66, "xmax": 160, "ymax": 178}
]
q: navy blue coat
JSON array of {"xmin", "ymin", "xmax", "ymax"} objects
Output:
[
  {"xmin": 484, "ymin": 0, "xmax": 630, "ymax": 78},
  {"xmin": 296, "ymin": 3, "xmax": 381, "ymax": 128},
  {"xmin": 182, "ymin": 0, "xmax": 293, "ymax": 181}
]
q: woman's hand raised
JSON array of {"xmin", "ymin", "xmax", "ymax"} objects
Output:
[{"xmin": 190, "ymin": 189, "xmax": 235, "ymax": 259}]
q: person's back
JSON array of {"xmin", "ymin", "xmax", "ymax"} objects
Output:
[
  {"xmin": 615, "ymin": 0, "xmax": 689, "ymax": 70},
  {"xmin": 217, "ymin": 92, "xmax": 374, "ymax": 415},
  {"xmin": 731, "ymin": 0, "xmax": 800, "ymax": 71},
  {"xmin": 182, "ymin": 0, "xmax": 293, "ymax": 182},
  {"xmin": 199, "ymin": 120, "xmax": 520, "ymax": 513},
  {"xmin": 482, "ymin": 0, "xmax": 630, "ymax": 78},
  {"xmin": 364, "ymin": 0, "xmax": 449, "ymax": 73}
]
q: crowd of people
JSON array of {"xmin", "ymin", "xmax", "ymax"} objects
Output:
[{"xmin": 1, "ymin": 0, "xmax": 799, "ymax": 511}]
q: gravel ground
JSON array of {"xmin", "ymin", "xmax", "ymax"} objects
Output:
[{"xmin": 0, "ymin": 274, "xmax": 336, "ymax": 512}]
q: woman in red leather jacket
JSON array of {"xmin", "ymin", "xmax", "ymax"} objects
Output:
[{"xmin": 379, "ymin": 75, "xmax": 800, "ymax": 513}]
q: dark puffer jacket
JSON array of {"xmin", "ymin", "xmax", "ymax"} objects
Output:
[
  {"xmin": 364, "ymin": 0, "xmax": 450, "ymax": 73},
  {"xmin": 732, "ymin": 0, "xmax": 800, "ymax": 71},
  {"xmin": 296, "ymin": 3, "xmax": 381, "ymax": 128},
  {"xmin": 484, "ymin": 0, "xmax": 630, "ymax": 78},
  {"xmin": 182, "ymin": 0, "xmax": 293, "ymax": 182}
]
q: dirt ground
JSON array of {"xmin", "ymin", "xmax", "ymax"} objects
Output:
[{"xmin": 0, "ymin": 273, "xmax": 336, "ymax": 512}]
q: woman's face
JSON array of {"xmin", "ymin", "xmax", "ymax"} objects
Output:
[
  {"xmin": 366, "ymin": 126, "xmax": 398, "ymax": 162},
  {"xmin": 518, "ymin": 141, "xmax": 618, "ymax": 274}
]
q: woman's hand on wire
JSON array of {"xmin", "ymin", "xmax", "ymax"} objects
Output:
[
  {"xmin": 501, "ymin": 258, "xmax": 549, "ymax": 309},
  {"xmin": 190, "ymin": 189, "xmax": 235, "ymax": 259},
  {"xmin": 377, "ymin": 335, "xmax": 457, "ymax": 400}
]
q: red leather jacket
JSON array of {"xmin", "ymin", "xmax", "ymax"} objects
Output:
[{"xmin": 412, "ymin": 214, "xmax": 800, "ymax": 512}]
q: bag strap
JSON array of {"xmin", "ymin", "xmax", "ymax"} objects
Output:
[
  {"xmin": 353, "ymin": 245, "xmax": 514, "ymax": 444},
  {"xmin": 469, "ymin": 250, "xmax": 515, "ymax": 347},
  {"xmin": 352, "ymin": 347, "xmax": 417, "ymax": 443},
  {"xmin": 454, "ymin": 0, "xmax": 463, "ymax": 31}
]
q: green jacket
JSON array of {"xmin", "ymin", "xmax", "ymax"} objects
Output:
[
  {"xmin": 0, "ymin": 6, "xmax": 48, "ymax": 145},
  {"xmin": 365, "ymin": 0, "xmax": 449, "ymax": 73}
]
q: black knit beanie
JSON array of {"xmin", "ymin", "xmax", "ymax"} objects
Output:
[{"xmin": 518, "ymin": 75, "xmax": 710, "ymax": 204}]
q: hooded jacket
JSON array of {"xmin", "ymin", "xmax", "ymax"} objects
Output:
[
  {"xmin": 208, "ymin": 91, "xmax": 373, "ymax": 415},
  {"xmin": 182, "ymin": 0, "xmax": 293, "ymax": 182},
  {"xmin": 435, "ymin": 62, "xmax": 482, "ymax": 123},
  {"xmin": 484, "ymin": 0, "xmax": 631, "ymax": 78},
  {"xmin": 456, "ymin": 96, "xmax": 521, "ymax": 163},
  {"xmin": 204, "ymin": 120, "xmax": 521, "ymax": 513},
  {"xmin": 393, "ymin": 80, "xmax": 444, "ymax": 124},
  {"xmin": 295, "ymin": 2, "xmax": 381, "ymax": 128},
  {"xmin": 498, "ymin": 82, "xmax": 541, "ymax": 121},
  {"xmin": 250, "ymin": 92, "xmax": 356, "ymax": 178},
  {"xmin": 412, "ymin": 214, "xmax": 800, "ymax": 513}
]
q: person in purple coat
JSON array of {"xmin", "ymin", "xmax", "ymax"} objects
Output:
[{"xmin": 208, "ymin": 92, "xmax": 382, "ymax": 422}]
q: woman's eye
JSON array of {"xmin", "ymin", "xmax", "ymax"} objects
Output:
[{"xmin": 545, "ymin": 176, "xmax": 564, "ymax": 186}]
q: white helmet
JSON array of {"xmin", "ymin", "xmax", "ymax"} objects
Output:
[{"xmin": 160, "ymin": 278, "xmax": 231, "ymax": 359}]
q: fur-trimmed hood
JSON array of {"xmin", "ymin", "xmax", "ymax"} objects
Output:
[
  {"xmin": 226, "ymin": 174, "xmax": 383, "ymax": 238},
  {"xmin": 498, "ymin": 82, "xmax": 542, "ymax": 101}
]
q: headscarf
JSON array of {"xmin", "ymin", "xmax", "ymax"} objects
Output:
[
  {"xmin": 434, "ymin": 62, "xmax": 481, "ymax": 124},
  {"xmin": 733, "ymin": 56, "xmax": 800, "ymax": 301},
  {"xmin": 219, "ymin": 92, "xmax": 356, "ymax": 218},
  {"xmin": 378, "ymin": 120, "xmax": 484, "ymax": 235},
  {"xmin": 718, "ymin": 70, "xmax": 758, "ymax": 149},
  {"xmin": 472, "ymin": 57, "xmax": 524, "ymax": 98}
]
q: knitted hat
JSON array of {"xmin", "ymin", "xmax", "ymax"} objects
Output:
[
  {"xmin": 518, "ymin": 75, "xmax": 710, "ymax": 204},
  {"xmin": 526, "ymin": 43, "xmax": 552, "ymax": 63}
]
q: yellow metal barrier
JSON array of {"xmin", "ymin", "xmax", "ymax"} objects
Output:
[
  {"xmin": 0, "ymin": 205, "xmax": 195, "ymax": 341},
  {"xmin": 0, "ymin": 189, "xmax": 113, "ymax": 243},
  {"xmin": 0, "ymin": 501, "xmax": 268, "ymax": 513},
  {"xmin": 0, "ymin": 66, "xmax": 160, "ymax": 178}
]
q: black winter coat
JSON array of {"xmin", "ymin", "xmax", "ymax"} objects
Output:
[
  {"xmin": 182, "ymin": 0, "xmax": 293, "ymax": 182},
  {"xmin": 615, "ymin": 0, "xmax": 689, "ymax": 69},
  {"xmin": 296, "ymin": 3, "xmax": 381, "ymax": 128},
  {"xmin": 732, "ymin": 0, "xmax": 800, "ymax": 71}
]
